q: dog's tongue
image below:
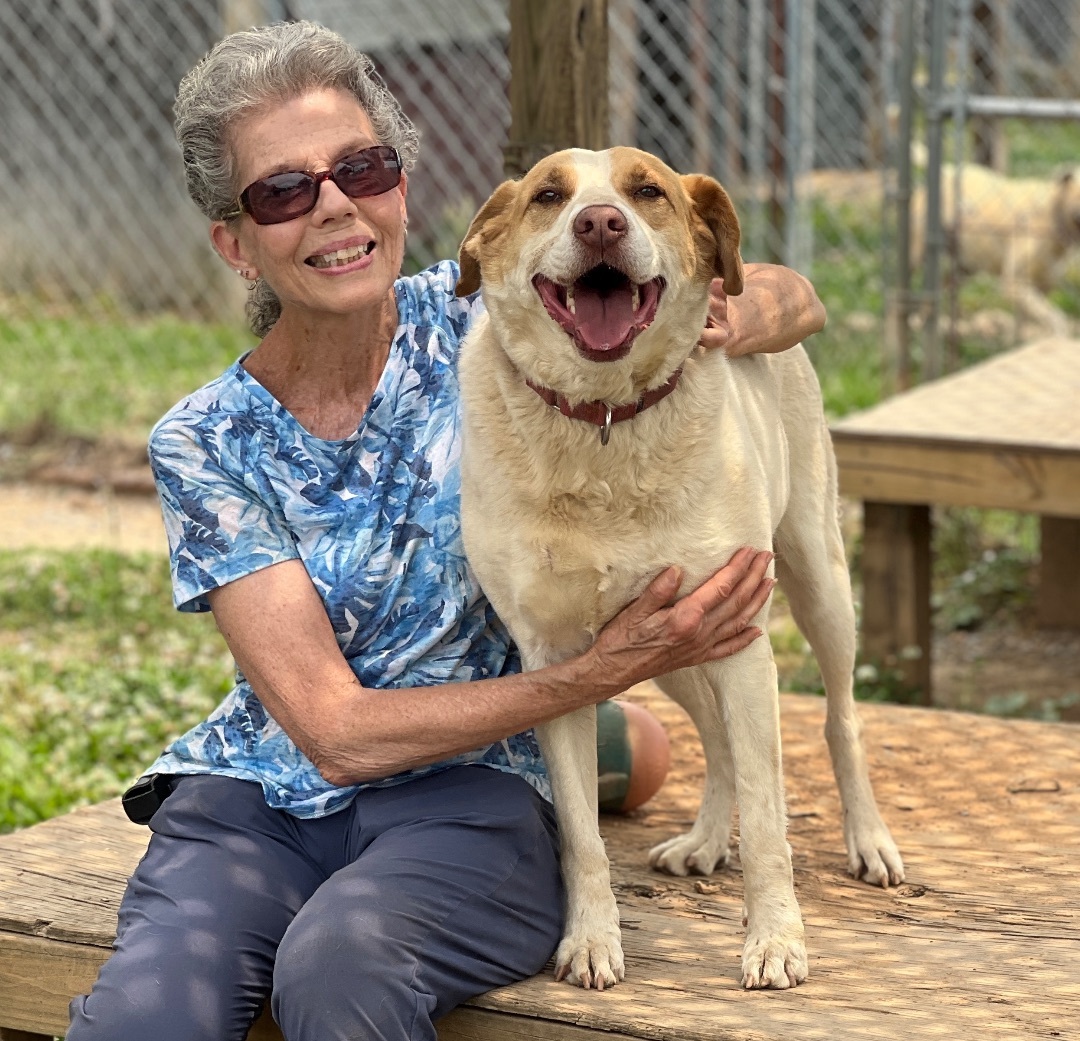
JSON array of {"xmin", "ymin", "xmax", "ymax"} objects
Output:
[{"xmin": 574, "ymin": 284, "xmax": 636, "ymax": 352}]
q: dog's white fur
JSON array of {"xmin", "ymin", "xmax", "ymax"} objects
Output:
[
  {"xmin": 455, "ymin": 147, "xmax": 904, "ymax": 991},
  {"xmin": 911, "ymin": 163, "xmax": 1080, "ymax": 335}
]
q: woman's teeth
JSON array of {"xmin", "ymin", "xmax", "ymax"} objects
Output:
[{"xmin": 307, "ymin": 242, "xmax": 375, "ymax": 268}]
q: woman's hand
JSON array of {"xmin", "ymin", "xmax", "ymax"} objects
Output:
[
  {"xmin": 582, "ymin": 547, "xmax": 774, "ymax": 696},
  {"xmin": 698, "ymin": 263, "xmax": 826, "ymax": 357}
]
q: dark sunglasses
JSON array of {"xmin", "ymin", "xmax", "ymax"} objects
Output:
[{"xmin": 225, "ymin": 145, "xmax": 403, "ymax": 225}]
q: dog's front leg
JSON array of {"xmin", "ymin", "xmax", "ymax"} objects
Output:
[
  {"xmin": 707, "ymin": 650, "xmax": 808, "ymax": 989},
  {"xmin": 649, "ymin": 667, "xmax": 736, "ymax": 875},
  {"xmin": 536, "ymin": 707, "xmax": 624, "ymax": 989}
]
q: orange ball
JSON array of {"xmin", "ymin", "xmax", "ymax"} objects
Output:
[{"xmin": 596, "ymin": 699, "xmax": 671, "ymax": 813}]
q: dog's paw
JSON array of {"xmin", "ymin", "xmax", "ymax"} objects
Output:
[
  {"xmin": 741, "ymin": 921, "xmax": 808, "ymax": 990},
  {"xmin": 845, "ymin": 818, "xmax": 905, "ymax": 888},
  {"xmin": 553, "ymin": 928, "xmax": 625, "ymax": 990},
  {"xmin": 648, "ymin": 832, "xmax": 730, "ymax": 876}
]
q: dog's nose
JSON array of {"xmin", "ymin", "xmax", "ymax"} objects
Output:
[{"xmin": 573, "ymin": 205, "xmax": 628, "ymax": 252}]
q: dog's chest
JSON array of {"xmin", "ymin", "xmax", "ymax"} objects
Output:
[
  {"xmin": 508, "ymin": 529, "xmax": 667, "ymax": 649},
  {"xmin": 497, "ymin": 446, "xmax": 765, "ymax": 648}
]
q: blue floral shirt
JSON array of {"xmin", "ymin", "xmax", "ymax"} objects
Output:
[{"xmin": 145, "ymin": 261, "xmax": 548, "ymax": 817}]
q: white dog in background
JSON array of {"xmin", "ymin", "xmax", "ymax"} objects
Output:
[
  {"xmin": 455, "ymin": 147, "xmax": 904, "ymax": 991},
  {"xmin": 912, "ymin": 162, "xmax": 1080, "ymax": 335}
]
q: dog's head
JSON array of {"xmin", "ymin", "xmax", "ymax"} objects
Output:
[
  {"xmin": 1053, "ymin": 168, "xmax": 1080, "ymax": 247},
  {"xmin": 456, "ymin": 147, "xmax": 742, "ymax": 394}
]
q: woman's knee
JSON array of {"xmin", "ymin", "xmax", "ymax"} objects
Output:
[
  {"xmin": 67, "ymin": 968, "xmax": 260, "ymax": 1041},
  {"xmin": 272, "ymin": 909, "xmax": 428, "ymax": 1040}
]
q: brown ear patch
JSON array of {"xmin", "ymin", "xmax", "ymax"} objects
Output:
[
  {"xmin": 455, "ymin": 180, "xmax": 520, "ymax": 297},
  {"xmin": 680, "ymin": 174, "xmax": 744, "ymax": 295}
]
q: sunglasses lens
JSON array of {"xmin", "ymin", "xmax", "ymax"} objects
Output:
[
  {"xmin": 334, "ymin": 146, "xmax": 402, "ymax": 198},
  {"xmin": 238, "ymin": 146, "xmax": 402, "ymax": 225},
  {"xmin": 243, "ymin": 171, "xmax": 318, "ymax": 225}
]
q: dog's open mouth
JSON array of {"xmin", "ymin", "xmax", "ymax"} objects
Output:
[{"xmin": 533, "ymin": 266, "xmax": 664, "ymax": 362}]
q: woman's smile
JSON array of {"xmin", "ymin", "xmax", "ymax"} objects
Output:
[{"xmin": 305, "ymin": 237, "xmax": 377, "ymax": 271}]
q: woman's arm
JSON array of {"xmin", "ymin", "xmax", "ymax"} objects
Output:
[
  {"xmin": 699, "ymin": 262, "xmax": 826, "ymax": 357},
  {"xmin": 207, "ymin": 549, "xmax": 774, "ymax": 787}
]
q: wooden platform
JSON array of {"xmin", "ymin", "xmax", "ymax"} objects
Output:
[
  {"xmin": 832, "ymin": 337, "xmax": 1080, "ymax": 697},
  {"xmin": 2, "ymin": 690, "xmax": 1078, "ymax": 1040}
]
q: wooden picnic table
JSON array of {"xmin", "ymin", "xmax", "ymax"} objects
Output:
[
  {"xmin": 831, "ymin": 336, "xmax": 1080, "ymax": 699},
  {"xmin": 1, "ymin": 686, "xmax": 1077, "ymax": 1040}
]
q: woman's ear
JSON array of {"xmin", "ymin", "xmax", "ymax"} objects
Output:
[
  {"xmin": 680, "ymin": 174, "xmax": 744, "ymax": 295},
  {"xmin": 210, "ymin": 220, "xmax": 257, "ymax": 280},
  {"xmin": 455, "ymin": 179, "xmax": 520, "ymax": 297}
]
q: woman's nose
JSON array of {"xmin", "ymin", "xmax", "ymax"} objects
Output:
[{"xmin": 312, "ymin": 175, "xmax": 357, "ymax": 221}]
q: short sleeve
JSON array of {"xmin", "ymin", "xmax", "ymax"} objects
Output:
[
  {"xmin": 149, "ymin": 414, "xmax": 299, "ymax": 613},
  {"xmin": 427, "ymin": 260, "xmax": 485, "ymax": 343}
]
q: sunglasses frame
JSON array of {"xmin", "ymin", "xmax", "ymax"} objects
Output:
[{"xmin": 223, "ymin": 144, "xmax": 403, "ymax": 225}]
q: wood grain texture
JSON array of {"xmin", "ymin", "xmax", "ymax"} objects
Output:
[
  {"xmin": 832, "ymin": 338, "xmax": 1080, "ymax": 454},
  {"xmin": 833, "ymin": 337, "xmax": 1080, "ymax": 687},
  {"xmin": 505, "ymin": 0, "xmax": 609, "ymax": 176},
  {"xmin": 2, "ymin": 692, "xmax": 1078, "ymax": 1040},
  {"xmin": 831, "ymin": 337, "xmax": 1080, "ymax": 516},
  {"xmin": 1038, "ymin": 516, "xmax": 1080, "ymax": 628},
  {"xmin": 860, "ymin": 502, "xmax": 932, "ymax": 700},
  {"xmin": 832, "ymin": 437, "xmax": 1080, "ymax": 515}
]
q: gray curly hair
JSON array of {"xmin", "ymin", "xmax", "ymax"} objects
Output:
[{"xmin": 175, "ymin": 20, "xmax": 420, "ymax": 337}]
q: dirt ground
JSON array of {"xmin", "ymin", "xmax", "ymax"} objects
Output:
[{"xmin": 2, "ymin": 462, "xmax": 1078, "ymax": 719}]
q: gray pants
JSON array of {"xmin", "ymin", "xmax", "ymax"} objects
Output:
[{"xmin": 67, "ymin": 766, "xmax": 563, "ymax": 1041}]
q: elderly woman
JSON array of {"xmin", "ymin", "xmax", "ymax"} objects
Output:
[{"xmin": 67, "ymin": 20, "xmax": 825, "ymax": 1041}]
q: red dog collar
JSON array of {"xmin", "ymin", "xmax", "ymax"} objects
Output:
[{"xmin": 526, "ymin": 367, "xmax": 683, "ymax": 445}]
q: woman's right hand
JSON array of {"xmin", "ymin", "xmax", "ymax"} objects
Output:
[{"xmin": 583, "ymin": 547, "xmax": 774, "ymax": 694}]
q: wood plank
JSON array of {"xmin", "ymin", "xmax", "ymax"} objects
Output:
[
  {"xmin": 0, "ymin": 933, "xmax": 102, "ymax": 1036},
  {"xmin": 832, "ymin": 435, "xmax": 1080, "ymax": 515},
  {"xmin": 505, "ymin": 0, "xmax": 609, "ymax": 176},
  {"xmin": 0, "ymin": 931, "xmax": 282, "ymax": 1040},
  {"xmin": 831, "ymin": 337, "xmax": 1080, "ymax": 452},
  {"xmin": 438, "ymin": 1006, "xmax": 644, "ymax": 1041},
  {"xmin": 3, "ymin": 694, "xmax": 1079, "ymax": 1040},
  {"xmin": 1039, "ymin": 515, "xmax": 1080, "ymax": 628},
  {"xmin": 859, "ymin": 502, "xmax": 932, "ymax": 700}
]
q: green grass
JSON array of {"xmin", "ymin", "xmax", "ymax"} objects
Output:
[
  {"xmin": 807, "ymin": 200, "xmax": 891, "ymax": 417},
  {"xmin": 0, "ymin": 550, "xmax": 232, "ymax": 833},
  {"xmin": 1000, "ymin": 118, "xmax": 1080, "ymax": 176},
  {"xmin": 0, "ymin": 314, "xmax": 253, "ymax": 443}
]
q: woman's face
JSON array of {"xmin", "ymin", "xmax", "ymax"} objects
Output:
[{"xmin": 212, "ymin": 88, "xmax": 408, "ymax": 324}]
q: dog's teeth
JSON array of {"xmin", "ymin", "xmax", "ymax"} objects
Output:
[
  {"xmin": 567, "ymin": 286, "xmax": 576, "ymax": 315},
  {"xmin": 631, "ymin": 284, "xmax": 640, "ymax": 311}
]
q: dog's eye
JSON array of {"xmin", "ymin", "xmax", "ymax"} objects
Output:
[
  {"xmin": 533, "ymin": 188, "xmax": 564, "ymax": 205},
  {"xmin": 636, "ymin": 184, "xmax": 665, "ymax": 199}
]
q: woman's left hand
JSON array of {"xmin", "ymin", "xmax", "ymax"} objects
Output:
[{"xmin": 698, "ymin": 262, "xmax": 826, "ymax": 357}]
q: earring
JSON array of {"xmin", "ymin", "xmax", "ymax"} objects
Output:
[
  {"xmin": 236, "ymin": 268, "xmax": 258, "ymax": 291},
  {"xmin": 403, "ymin": 215, "xmax": 409, "ymax": 241}
]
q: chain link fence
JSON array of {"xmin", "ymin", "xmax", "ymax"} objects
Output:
[
  {"xmin": 0, "ymin": 0, "xmax": 882, "ymax": 323},
  {"xmin": 897, "ymin": 0, "xmax": 1080, "ymax": 380},
  {"xmin": 1, "ymin": 1, "xmax": 1079, "ymax": 389}
]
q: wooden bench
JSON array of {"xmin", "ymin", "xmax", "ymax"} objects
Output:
[
  {"xmin": 832, "ymin": 337, "xmax": 1080, "ymax": 699},
  {"xmin": 2, "ymin": 689, "xmax": 1078, "ymax": 1040}
]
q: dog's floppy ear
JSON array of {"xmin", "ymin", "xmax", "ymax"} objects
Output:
[
  {"xmin": 455, "ymin": 180, "xmax": 521, "ymax": 297},
  {"xmin": 681, "ymin": 174, "xmax": 744, "ymax": 296}
]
